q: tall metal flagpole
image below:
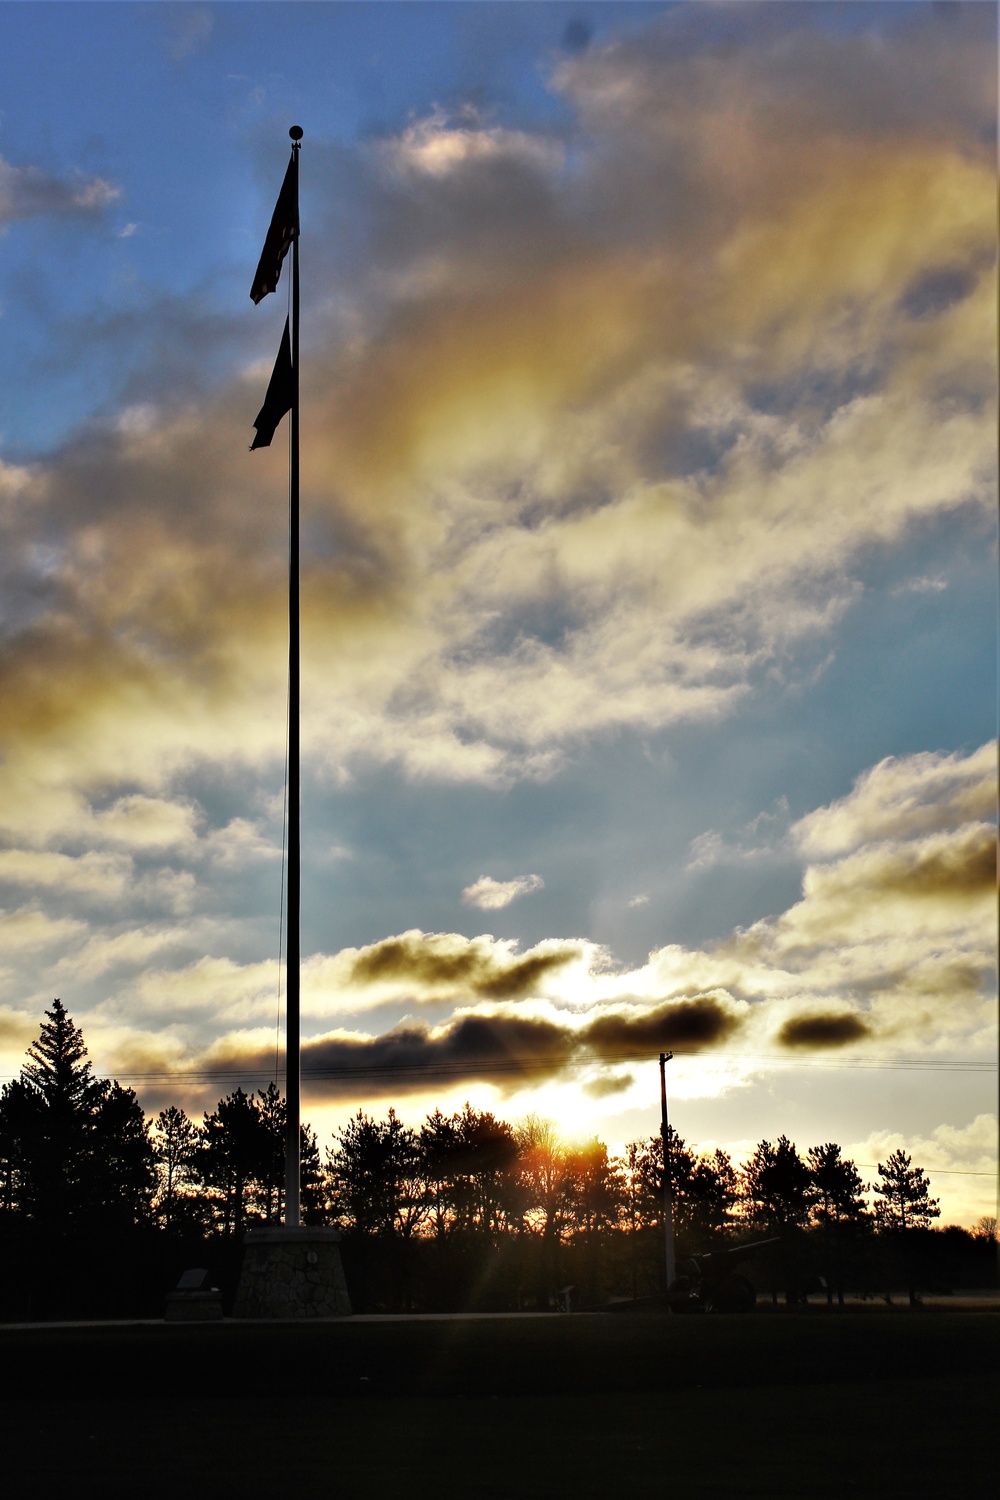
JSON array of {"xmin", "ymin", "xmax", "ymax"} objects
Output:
[{"xmin": 285, "ymin": 125, "xmax": 303, "ymax": 1228}]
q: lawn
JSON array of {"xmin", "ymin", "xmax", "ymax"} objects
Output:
[{"xmin": 1, "ymin": 1309, "xmax": 994, "ymax": 1497}]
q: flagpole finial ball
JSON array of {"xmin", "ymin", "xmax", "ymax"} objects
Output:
[{"xmin": 289, "ymin": 126, "xmax": 304, "ymax": 141}]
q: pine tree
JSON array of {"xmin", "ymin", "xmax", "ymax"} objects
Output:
[
  {"xmin": 89, "ymin": 1080, "xmax": 157, "ymax": 1227},
  {"xmin": 152, "ymin": 1105, "xmax": 200, "ymax": 1229},
  {"xmin": 328, "ymin": 1109, "xmax": 424, "ymax": 1236},
  {"xmin": 22, "ymin": 998, "xmax": 99, "ymax": 1112},
  {"xmin": 19, "ymin": 999, "xmax": 103, "ymax": 1226},
  {"xmin": 874, "ymin": 1149, "xmax": 940, "ymax": 1306},
  {"xmin": 740, "ymin": 1136, "xmax": 815, "ymax": 1305},
  {"xmin": 807, "ymin": 1143, "xmax": 869, "ymax": 1305},
  {"xmin": 196, "ymin": 1088, "xmax": 272, "ymax": 1236},
  {"xmin": 0, "ymin": 1079, "xmax": 43, "ymax": 1216},
  {"xmin": 874, "ymin": 1149, "xmax": 940, "ymax": 1232}
]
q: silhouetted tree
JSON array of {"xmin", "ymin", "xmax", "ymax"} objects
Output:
[
  {"xmin": 807, "ymin": 1142, "xmax": 869, "ymax": 1305},
  {"xmin": 327, "ymin": 1109, "xmax": 425, "ymax": 1236},
  {"xmin": 874, "ymin": 1149, "xmax": 940, "ymax": 1306},
  {"xmin": 973, "ymin": 1215, "xmax": 996, "ymax": 1247},
  {"xmin": 514, "ymin": 1114, "xmax": 572, "ymax": 1240},
  {"xmin": 564, "ymin": 1137, "xmax": 623, "ymax": 1305},
  {"xmin": 152, "ymin": 1105, "xmax": 200, "ymax": 1229},
  {"xmin": 874, "ymin": 1150, "xmax": 940, "ymax": 1233},
  {"xmin": 741, "ymin": 1136, "xmax": 814, "ymax": 1303},
  {"xmin": 7, "ymin": 1000, "xmax": 154, "ymax": 1230},
  {"xmin": 253, "ymin": 1082, "xmax": 287, "ymax": 1223},
  {"xmin": 18, "ymin": 999, "xmax": 104, "ymax": 1226},
  {"xmin": 196, "ymin": 1088, "xmax": 273, "ymax": 1237},
  {"xmin": 0, "ymin": 1079, "xmax": 43, "ymax": 1216},
  {"xmin": 89, "ymin": 1079, "xmax": 156, "ymax": 1227},
  {"xmin": 421, "ymin": 1104, "xmax": 518, "ymax": 1237},
  {"xmin": 686, "ymin": 1149, "xmax": 740, "ymax": 1249}
]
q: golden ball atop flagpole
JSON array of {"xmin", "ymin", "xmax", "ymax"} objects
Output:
[{"xmin": 289, "ymin": 126, "xmax": 303, "ymax": 141}]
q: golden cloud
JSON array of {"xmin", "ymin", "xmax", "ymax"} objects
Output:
[{"xmin": 346, "ymin": 930, "xmax": 580, "ymax": 1001}]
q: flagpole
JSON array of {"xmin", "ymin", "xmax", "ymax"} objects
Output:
[{"xmin": 285, "ymin": 125, "xmax": 303, "ymax": 1228}]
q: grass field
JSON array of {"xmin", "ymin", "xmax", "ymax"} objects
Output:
[{"xmin": 1, "ymin": 1309, "xmax": 994, "ymax": 1497}]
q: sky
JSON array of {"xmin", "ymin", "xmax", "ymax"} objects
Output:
[{"xmin": 0, "ymin": 1, "xmax": 995, "ymax": 1226}]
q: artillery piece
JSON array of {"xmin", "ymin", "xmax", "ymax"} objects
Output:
[{"xmin": 666, "ymin": 1237, "xmax": 779, "ymax": 1313}]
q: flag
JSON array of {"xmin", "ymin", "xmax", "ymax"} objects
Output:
[
  {"xmin": 250, "ymin": 319, "xmax": 292, "ymax": 450},
  {"xmin": 250, "ymin": 156, "xmax": 296, "ymax": 305}
]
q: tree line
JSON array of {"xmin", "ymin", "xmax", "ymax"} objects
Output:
[{"xmin": 0, "ymin": 1001, "xmax": 994, "ymax": 1317}]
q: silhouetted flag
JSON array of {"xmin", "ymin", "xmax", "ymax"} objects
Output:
[
  {"xmin": 250, "ymin": 157, "xmax": 296, "ymax": 304},
  {"xmin": 250, "ymin": 319, "xmax": 292, "ymax": 450}
]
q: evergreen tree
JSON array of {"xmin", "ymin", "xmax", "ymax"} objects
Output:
[
  {"xmin": 740, "ymin": 1135, "xmax": 814, "ymax": 1304},
  {"xmin": 22, "ymin": 998, "xmax": 99, "ymax": 1111},
  {"xmin": 89, "ymin": 1080, "xmax": 156, "ymax": 1227},
  {"xmin": 5, "ymin": 1001, "xmax": 155, "ymax": 1233},
  {"xmin": 152, "ymin": 1104, "xmax": 200, "ymax": 1229},
  {"xmin": 807, "ymin": 1142, "xmax": 869, "ymax": 1306},
  {"xmin": 873, "ymin": 1149, "xmax": 941, "ymax": 1307},
  {"xmin": 686, "ymin": 1148, "xmax": 740, "ymax": 1248},
  {"xmin": 195, "ymin": 1088, "xmax": 272, "ymax": 1236},
  {"xmin": 327, "ymin": 1109, "xmax": 424, "ymax": 1236},
  {"xmin": 873, "ymin": 1149, "xmax": 940, "ymax": 1233},
  {"xmin": 254, "ymin": 1082, "xmax": 287, "ymax": 1224},
  {"xmin": 0, "ymin": 1079, "xmax": 43, "ymax": 1216},
  {"xmin": 18, "ymin": 1000, "xmax": 105, "ymax": 1226},
  {"xmin": 740, "ymin": 1136, "xmax": 814, "ymax": 1235},
  {"xmin": 420, "ymin": 1104, "xmax": 518, "ymax": 1238}
]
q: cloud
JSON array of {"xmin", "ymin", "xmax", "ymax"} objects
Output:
[
  {"xmin": 0, "ymin": 906, "xmax": 85, "ymax": 955},
  {"xmin": 0, "ymin": 154, "xmax": 118, "ymax": 228},
  {"xmin": 0, "ymin": 850, "xmax": 133, "ymax": 899},
  {"xmin": 778, "ymin": 1011, "xmax": 872, "ymax": 1050},
  {"xmin": 791, "ymin": 741, "xmax": 996, "ymax": 857},
  {"xmin": 383, "ymin": 106, "xmax": 563, "ymax": 180},
  {"xmin": 0, "ymin": 14, "xmax": 991, "ymax": 840},
  {"xmin": 462, "ymin": 873, "xmax": 544, "ymax": 910},
  {"xmin": 345, "ymin": 930, "xmax": 578, "ymax": 1001},
  {"xmin": 582, "ymin": 1071, "xmax": 634, "ymax": 1100},
  {"xmin": 0, "ymin": 1005, "xmax": 44, "ymax": 1051},
  {"xmin": 0, "ymin": 11, "xmax": 994, "ymax": 1129},
  {"xmin": 203, "ymin": 1009, "xmax": 579, "ymax": 1101},
  {"xmin": 582, "ymin": 994, "xmax": 747, "ymax": 1057}
]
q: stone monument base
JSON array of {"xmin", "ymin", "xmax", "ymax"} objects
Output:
[{"xmin": 233, "ymin": 1225, "xmax": 352, "ymax": 1319}]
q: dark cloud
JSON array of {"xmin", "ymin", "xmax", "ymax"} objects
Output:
[
  {"xmin": 348, "ymin": 934, "xmax": 578, "ymax": 998},
  {"xmin": 878, "ymin": 827, "xmax": 996, "ymax": 899},
  {"xmin": 583, "ymin": 996, "xmax": 743, "ymax": 1057},
  {"xmin": 583, "ymin": 1071, "xmax": 634, "ymax": 1100},
  {"xmin": 195, "ymin": 1010, "xmax": 577, "ymax": 1102},
  {"xmin": 476, "ymin": 950, "xmax": 578, "ymax": 999},
  {"xmin": 778, "ymin": 1012, "xmax": 871, "ymax": 1050},
  {"xmin": 0, "ymin": 156, "xmax": 117, "ymax": 229},
  {"xmin": 197, "ymin": 994, "xmax": 743, "ymax": 1103},
  {"xmin": 300, "ymin": 1012, "xmax": 577, "ymax": 1098}
]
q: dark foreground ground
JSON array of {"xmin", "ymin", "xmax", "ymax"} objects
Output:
[{"xmin": 1, "ymin": 1308, "xmax": 994, "ymax": 1498}]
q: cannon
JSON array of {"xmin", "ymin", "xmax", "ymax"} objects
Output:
[{"xmin": 666, "ymin": 1238, "xmax": 780, "ymax": 1313}]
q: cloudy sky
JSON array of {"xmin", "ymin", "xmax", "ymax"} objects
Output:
[{"xmin": 0, "ymin": 1, "xmax": 995, "ymax": 1224}]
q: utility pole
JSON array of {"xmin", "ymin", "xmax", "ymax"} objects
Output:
[{"xmin": 659, "ymin": 1051, "xmax": 677, "ymax": 1300}]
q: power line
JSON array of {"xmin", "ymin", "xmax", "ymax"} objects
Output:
[{"xmin": 3, "ymin": 1049, "xmax": 991, "ymax": 1087}]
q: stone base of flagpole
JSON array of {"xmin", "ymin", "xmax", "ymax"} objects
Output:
[{"xmin": 233, "ymin": 1226, "xmax": 352, "ymax": 1319}]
